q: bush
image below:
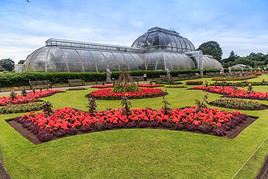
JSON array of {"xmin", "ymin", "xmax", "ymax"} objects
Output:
[
  {"xmin": 209, "ymin": 98, "xmax": 268, "ymax": 110},
  {"xmin": 113, "ymin": 83, "xmax": 139, "ymax": 92},
  {"xmin": 0, "ymin": 69, "xmax": 222, "ymax": 88},
  {"xmin": 212, "ymin": 74, "xmax": 258, "ymax": 81},
  {"xmin": 0, "ymin": 102, "xmax": 44, "ymax": 114},
  {"xmin": 210, "ymin": 81, "xmax": 268, "ymax": 87},
  {"xmin": 185, "ymin": 81, "xmax": 203, "ymax": 85}
]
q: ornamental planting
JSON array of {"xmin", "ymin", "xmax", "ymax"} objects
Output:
[
  {"xmin": 91, "ymin": 84, "xmax": 162, "ymax": 88},
  {"xmin": 0, "ymin": 90, "xmax": 61, "ymax": 106},
  {"xmin": 14, "ymin": 106, "xmax": 246, "ymax": 142},
  {"xmin": 89, "ymin": 88, "xmax": 166, "ymax": 99},
  {"xmin": 192, "ymin": 86, "xmax": 268, "ymax": 100}
]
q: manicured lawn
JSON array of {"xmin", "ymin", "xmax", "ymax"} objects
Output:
[{"xmin": 1, "ymin": 75, "xmax": 268, "ymax": 178}]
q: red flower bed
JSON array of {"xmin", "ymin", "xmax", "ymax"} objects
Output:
[
  {"xmin": 89, "ymin": 88, "xmax": 166, "ymax": 99},
  {"xmin": 91, "ymin": 84, "xmax": 113, "ymax": 88},
  {"xmin": 138, "ymin": 84, "xmax": 162, "ymax": 88},
  {"xmin": 192, "ymin": 86, "xmax": 268, "ymax": 100},
  {"xmin": 91, "ymin": 84, "xmax": 162, "ymax": 88},
  {"xmin": 0, "ymin": 90, "xmax": 62, "ymax": 106},
  {"xmin": 15, "ymin": 107, "xmax": 245, "ymax": 142}
]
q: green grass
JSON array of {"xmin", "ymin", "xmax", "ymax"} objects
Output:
[{"xmin": 1, "ymin": 75, "xmax": 268, "ymax": 178}]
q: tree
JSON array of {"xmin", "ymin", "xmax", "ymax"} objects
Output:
[
  {"xmin": 228, "ymin": 51, "xmax": 236, "ymax": 61},
  {"xmin": 18, "ymin": 60, "xmax": 25, "ymax": 64},
  {"xmin": 222, "ymin": 52, "xmax": 268, "ymax": 68},
  {"xmin": 222, "ymin": 51, "xmax": 239, "ymax": 66},
  {"xmin": 0, "ymin": 58, "xmax": 15, "ymax": 71},
  {"xmin": 198, "ymin": 41, "xmax": 223, "ymax": 61}
]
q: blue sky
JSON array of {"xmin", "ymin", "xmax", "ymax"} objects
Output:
[{"xmin": 0, "ymin": 0, "xmax": 268, "ymax": 62}]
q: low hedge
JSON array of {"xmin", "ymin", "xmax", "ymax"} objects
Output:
[
  {"xmin": 210, "ymin": 81, "xmax": 268, "ymax": 87},
  {"xmin": 209, "ymin": 98, "xmax": 268, "ymax": 110},
  {"xmin": 0, "ymin": 69, "xmax": 221, "ymax": 88},
  {"xmin": 211, "ymin": 74, "xmax": 258, "ymax": 81},
  {"xmin": 185, "ymin": 81, "xmax": 203, "ymax": 85}
]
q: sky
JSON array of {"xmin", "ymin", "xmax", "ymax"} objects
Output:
[{"xmin": 0, "ymin": 0, "xmax": 268, "ymax": 63}]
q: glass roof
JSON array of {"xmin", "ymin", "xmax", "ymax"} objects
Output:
[
  {"xmin": 132, "ymin": 27, "xmax": 195, "ymax": 52},
  {"xmin": 23, "ymin": 27, "xmax": 223, "ymax": 72}
]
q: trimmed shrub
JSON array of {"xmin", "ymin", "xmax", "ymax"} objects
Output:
[
  {"xmin": 0, "ymin": 69, "xmax": 222, "ymax": 87},
  {"xmin": 185, "ymin": 81, "xmax": 203, "ymax": 85}
]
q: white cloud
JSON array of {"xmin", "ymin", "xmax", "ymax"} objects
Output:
[{"xmin": 0, "ymin": 0, "xmax": 268, "ymax": 62}]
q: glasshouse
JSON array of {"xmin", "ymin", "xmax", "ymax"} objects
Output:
[{"xmin": 23, "ymin": 27, "xmax": 223, "ymax": 72}]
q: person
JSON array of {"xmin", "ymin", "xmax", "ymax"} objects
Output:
[{"xmin": 143, "ymin": 73, "xmax": 147, "ymax": 81}]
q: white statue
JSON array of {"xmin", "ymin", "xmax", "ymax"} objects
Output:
[
  {"xmin": 106, "ymin": 67, "xmax": 112, "ymax": 83},
  {"xmin": 166, "ymin": 68, "xmax": 171, "ymax": 80}
]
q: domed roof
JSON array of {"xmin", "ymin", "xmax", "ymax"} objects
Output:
[{"xmin": 132, "ymin": 27, "xmax": 195, "ymax": 52}]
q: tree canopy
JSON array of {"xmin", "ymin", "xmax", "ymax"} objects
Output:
[
  {"xmin": 0, "ymin": 58, "xmax": 15, "ymax": 71},
  {"xmin": 18, "ymin": 60, "xmax": 25, "ymax": 64},
  {"xmin": 198, "ymin": 41, "xmax": 223, "ymax": 61},
  {"xmin": 222, "ymin": 52, "xmax": 268, "ymax": 68}
]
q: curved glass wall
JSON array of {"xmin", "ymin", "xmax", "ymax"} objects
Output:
[
  {"xmin": 24, "ymin": 46, "xmax": 144, "ymax": 72},
  {"xmin": 144, "ymin": 52, "xmax": 195, "ymax": 70},
  {"xmin": 202, "ymin": 55, "xmax": 223, "ymax": 70},
  {"xmin": 23, "ymin": 27, "xmax": 223, "ymax": 72}
]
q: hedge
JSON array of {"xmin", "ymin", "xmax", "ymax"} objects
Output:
[{"xmin": 0, "ymin": 69, "xmax": 222, "ymax": 88}]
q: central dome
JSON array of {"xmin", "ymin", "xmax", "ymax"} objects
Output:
[{"xmin": 132, "ymin": 27, "xmax": 195, "ymax": 52}]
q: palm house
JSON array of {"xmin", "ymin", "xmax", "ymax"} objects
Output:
[{"xmin": 23, "ymin": 27, "xmax": 223, "ymax": 72}]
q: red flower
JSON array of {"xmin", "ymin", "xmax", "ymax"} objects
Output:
[
  {"xmin": 0, "ymin": 89, "xmax": 61, "ymax": 106},
  {"xmin": 192, "ymin": 86, "xmax": 268, "ymax": 100},
  {"xmin": 89, "ymin": 88, "xmax": 165, "ymax": 99},
  {"xmin": 17, "ymin": 106, "xmax": 242, "ymax": 141}
]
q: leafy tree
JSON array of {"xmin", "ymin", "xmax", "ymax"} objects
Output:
[
  {"xmin": 88, "ymin": 96, "xmax": 97, "ymax": 115},
  {"xmin": 222, "ymin": 52, "xmax": 268, "ymax": 68},
  {"xmin": 18, "ymin": 60, "xmax": 25, "ymax": 64},
  {"xmin": 222, "ymin": 51, "xmax": 240, "ymax": 67},
  {"xmin": 121, "ymin": 96, "xmax": 131, "ymax": 116},
  {"xmin": 198, "ymin": 41, "xmax": 223, "ymax": 61},
  {"xmin": 227, "ymin": 51, "xmax": 239, "ymax": 62},
  {"xmin": 42, "ymin": 102, "xmax": 53, "ymax": 116},
  {"xmin": 0, "ymin": 58, "xmax": 15, "ymax": 71},
  {"xmin": 162, "ymin": 95, "xmax": 170, "ymax": 115}
]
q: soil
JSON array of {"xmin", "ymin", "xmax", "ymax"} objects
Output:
[
  {"xmin": 7, "ymin": 115, "xmax": 257, "ymax": 144},
  {"xmin": 8, "ymin": 120, "xmax": 41, "ymax": 144},
  {"xmin": 225, "ymin": 116, "xmax": 257, "ymax": 139},
  {"xmin": 0, "ymin": 161, "xmax": 11, "ymax": 179},
  {"xmin": 257, "ymin": 156, "xmax": 268, "ymax": 179}
]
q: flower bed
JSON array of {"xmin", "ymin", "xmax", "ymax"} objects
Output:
[
  {"xmin": 209, "ymin": 98, "xmax": 268, "ymax": 110},
  {"xmin": 165, "ymin": 85, "xmax": 186, "ymax": 88},
  {"xmin": 91, "ymin": 84, "xmax": 162, "ymax": 88},
  {"xmin": 210, "ymin": 81, "xmax": 268, "ymax": 87},
  {"xmin": 185, "ymin": 81, "xmax": 203, "ymax": 85},
  {"xmin": 0, "ymin": 102, "xmax": 44, "ymax": 114},
  {"xmin": 212, "ymin": 74, "xmax": 258, "ymax": 81},
  {"xmin": 0, "ymin": 90, "xmax": 62, "ymax": 106},
  {"xmin": 12, "ymin": 106, "xmax": 250, "ymax": 143},
  {"xmin": 91, "ymin": 84, "xmax": 113, "ymax": 88},
  {"xmin": 88, "ymin": 88, "xmax": 166, "ymax": 99},
  {"xmin": 192, "ymin": 86, "xmax": 268, "ymax": 100},
  {"xmin": 152, "ymin": 80, "xmax": 183, "ymax": 85},
  {"xmin": 137, "ymin": 84, "xmax": 162, "ymax": 88}
]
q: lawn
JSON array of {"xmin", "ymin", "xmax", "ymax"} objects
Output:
[{"xmin": 1, "ymin": 75, "xmax": 268, "ymax": 178}]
